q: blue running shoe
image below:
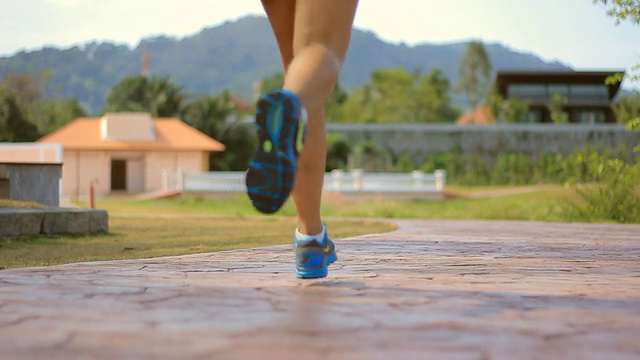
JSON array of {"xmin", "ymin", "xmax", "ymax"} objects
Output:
[
  {"xmin": 295, "ymin": 228, "xmax": 337, "ymax": 279},
  {"xmin": 246, "ymin": 89, "xmax": 305, "ymax": 214}
]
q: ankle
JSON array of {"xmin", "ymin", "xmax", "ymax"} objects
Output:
[{"xmin": 296, "ymin": 221, "xmax": 324, "ymax": 237}]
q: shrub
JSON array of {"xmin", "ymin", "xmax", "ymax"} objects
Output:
[{"xmin": 568, "ymin": 157, "xmax": 640, "ymax": 223}]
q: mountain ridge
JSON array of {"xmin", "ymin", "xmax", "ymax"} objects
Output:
[{"xmin": 0, "ymin": 15, "xmax": 571, "ymax": 114}]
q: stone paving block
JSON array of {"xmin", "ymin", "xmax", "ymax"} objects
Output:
[{"xmin": 0, "ymin": 219, "xmax": 639, "ymax": 359}]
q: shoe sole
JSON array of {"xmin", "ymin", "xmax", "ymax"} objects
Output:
[
  {"xmin": 296, "ymin": 253, "xmax": 337, "ymax": 279},
  {"xmin": 246, "ymin": 90, "xmax": 301, "ymax": 214}
]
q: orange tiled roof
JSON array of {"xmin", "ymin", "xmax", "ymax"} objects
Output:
[
  {"xmin": 38, "ymin": 117, "xmax": 225, "ymax": 151},
  {"xmin": 455, "ymin": 105, "xmax": 495, "ymax": 125}
]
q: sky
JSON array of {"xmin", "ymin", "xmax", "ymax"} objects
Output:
[{"xmin": 1, "ymin": 0, "xmax": 639, "ymax": 87}]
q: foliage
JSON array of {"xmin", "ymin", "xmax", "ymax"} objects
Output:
[
  {"xmin": 35, "ymin": 98, "xmax": 87, "ymax": 135},
  {"xmin": 326, "ymin": 133, "xmax": 351, "ymax": 171},
  {"xmin": 594, "ymin": 0, "xmax": 640, "ymax": 95},
  {"xmin": 594, "ymin": 0, "xmax": 640, "ymax": 24},
  {"xmin": 349, "ymin": 140, "xmax": 393, "ymax": 171},
  {"xmin": 487, "ymin": 90, "xmax": 531, "ymax": 123},
  {"xmin": 338, "ymin": 67, "xmax": 460, "ymax": 123},
  {"xmin": 182, "ymin": 92, "xmax": 256, "ymax": 171},
  {"xmin": 418, "ymin": 146, "xmax": 635, "ymax": 188},
  {"xmin": 259, "ymin": 72, "xmax": 285, "ymax": 93},
  {"xmin": 456, "ymin": 41, "xmax": 492, "ymax": 109},
  {"xmin": 394, "ymin": 152, "xmax": 418, "ymax": 172},
  {"xmin": 0, "ymin": 87, "xmax": 40, "ymax": 141},
  {"xmin": 568, "ymin": 156, "xmax": 640, "ymax": 223},
  {"xmin": 613, "ymin": 91, "xmax": 640, "ymax": 125},
  {"xmin": 549, "ymin": 93, "xmax": 569, "ymax": 124},
  {"xmin": 1, "ymin": 72, "xmax": 87, "ymax": 137},
  {"xmin": 103, "ymin": 75, "xmax": 185, "ymax": 117}
]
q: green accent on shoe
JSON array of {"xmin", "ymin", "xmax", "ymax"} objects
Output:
[
  {"xmin": 296, "ymin": 117, "xmax": 305, "ymax": 153},
  {"xmin": 272, "ymin": 106, "xmax": 282, "ymax": 136},
  {"xmin": 263, "ymin": 140, "xmax": 273, "ymax": 153}
]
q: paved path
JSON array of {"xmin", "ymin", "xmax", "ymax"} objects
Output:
[{"xmin": 1, "ymin": 220, "xmax": 639, "ymax": 360}]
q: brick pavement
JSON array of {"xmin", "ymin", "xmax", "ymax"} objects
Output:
[{"xmin": 1, "ymin": 220, "xmax": 639, "ymax": 360}]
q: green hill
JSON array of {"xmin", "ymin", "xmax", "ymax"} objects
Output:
[{"xmin": 0, "ymin": 15, "xmax": 569, "ymax": 114}]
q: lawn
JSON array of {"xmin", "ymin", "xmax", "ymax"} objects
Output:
[
  {"xmin": 88, "ymin": 184, "xmax": 579, "ymax": 222},
  {"xmin": 0, "ymin": 217, "xmax": 395, "ymax": 269}
]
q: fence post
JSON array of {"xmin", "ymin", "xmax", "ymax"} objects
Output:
[
  {"xmin": 331, "ymin": 169, "xmax": 344, "ymax": 190},
  {"xmin": 161, "ymin": 169, "xmax": 168, "ymax": 191},
  {"xmin": 88, "ymin": 181, "xmax": 95, "ymax": 209},
  {"xmin": 435, "ymin": 169, "xmax": 446, "ymax": 192},
  {"xmin": 176, "ymin": 169, "xmax": 184, "ymax": 191},
  {"xmin": 351, "ymin": 169, "xmax": 363, "ymax": 191}
]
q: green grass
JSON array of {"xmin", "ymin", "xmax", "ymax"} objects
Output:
[
  {"xmin": 0, "ymin": 217, "xmax": 396, "ymax": 269},
  {"xmin": 89, "ymin": 184, "xmax": 579, "ymax": 222}
]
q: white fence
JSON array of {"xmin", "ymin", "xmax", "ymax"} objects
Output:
[{"xmin": 177, "ymin": 169, "xmax": 446, "ymax": 195}]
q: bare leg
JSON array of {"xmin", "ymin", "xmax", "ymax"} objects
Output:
[{"xmin": 261, "ymin": 0, "xmax": 358, "ymax": 235}]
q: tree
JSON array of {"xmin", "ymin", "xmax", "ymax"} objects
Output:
[
  {"xmin": 103, "ymin": 75, "xmax": 185, "ymax": 117},
  {"xmin": 325, "ymin": 133, "xmax": 351, "ymax": 171},
  {"xmin": 487, "ymin": 90, "xmax": 530, "ymax": 123},
  {"xmin": 182, "ymin": 92, "xmax": 256, "ymax": 171},
  {"xmin": 0, "ymin": 88, "xmax": 40, "ymax": 142},
  {"xmin": 1, "ymin": 71, "xmax": 86, "ymax": 137},
  {"xmin": 338, "ymin": 67, "xmax": 459, "ymax": 123},
  {"xmin": 594, "ymin": 0, "xmax": 640, "ymax": 85},
  {"xmin": 549, "ymin": 93, "xmax": 569, "ymax": 124},
  {"xmin": 594, "ymin": 0, "xmax": 640, "ymax": 24},
  {"xmin": 456, "ymin": 41, "xmax": 492, "ymax": 110},
  {"xmin": 415, "ymin": 68, "xmax": 461, "ymax": 122},
  {"xmin": 613, "ymin": 91, "xmax": 640, "ymax": 124},
  {"xmin": 259, "ymin": 72, "xmax": 285, "ymax": 94}
]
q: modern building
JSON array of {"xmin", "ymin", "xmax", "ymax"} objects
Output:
[
  {"xmin": 493, "ymin": 70, "xmax": 625, "ymax": 124},
  {"xmin": 38, "ymin": 113, "xmax": 225, "ymax": 197}
]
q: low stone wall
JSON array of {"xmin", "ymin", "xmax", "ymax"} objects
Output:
[
  {"xmin": 0, "ymin": 208, "xmax": 108, "ymax": 239},
  {"xmin": 326, "ymin": 123, "xmax": 639, "ymax": 163}
]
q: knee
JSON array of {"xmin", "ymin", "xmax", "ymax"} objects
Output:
[{"xmin": 294, "ymin": 43, "xmax": 343, "ymax": 74}]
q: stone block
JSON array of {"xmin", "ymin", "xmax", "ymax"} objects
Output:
[
  {"xmin": 88, "ymin": 209, "xmax": 109, "ymax": 234},
  {"xmin": 0, "ymin": 210, "xmax": 22, "ymax": 237},
  {"xmin": 0, "ymin": 209, "xmax": 44, "ymax": 238},
  {"xmin": 41, "ymin": 209, "xmax": 90, "ymax": 235},
  {"xmin": 1, "ymin": 208, "xmax": 109, "ymax": 239}
]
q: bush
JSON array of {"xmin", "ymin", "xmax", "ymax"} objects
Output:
[
  {"xmin": 415, "ymin": 146, "xmax": 636, "ymax": 187},
  {"xmin": 568, "ymin": 158, "xmax": 640, "ymax": 223},
  {"xmin": 326, "ymin": 133, "xmax": 351, "ymax": 171}
]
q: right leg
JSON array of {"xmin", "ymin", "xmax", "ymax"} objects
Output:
[{"xmin": 286, "ymin": 0, "xmax": 359, "ymax": 235}]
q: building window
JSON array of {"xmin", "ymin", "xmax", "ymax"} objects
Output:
[
  {"xmin": 576, "ymin": 110, "xmax": 606, "ymax": 124},
  {"xmin": 569, "ymin": 85, "xmax": 608, "ymax": 102},
  {"xmin": 548, "ymin": 84, "xmax": 569, "ymax": 97},
  {"xmin": 508, "ymin": 84, "xmax": 546, "ymax": 102}
]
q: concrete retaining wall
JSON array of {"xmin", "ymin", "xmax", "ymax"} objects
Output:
[
  {"xmin": 0, "ymin": 163, "xmax": 62, "ymax": 207},
  {"xmin": 326, "ymin": 124, "xmax": 639, "ymax": 163},
  {"xmin": 0, "ymin": 208, "xmax": 108, "ymax": 239}
]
